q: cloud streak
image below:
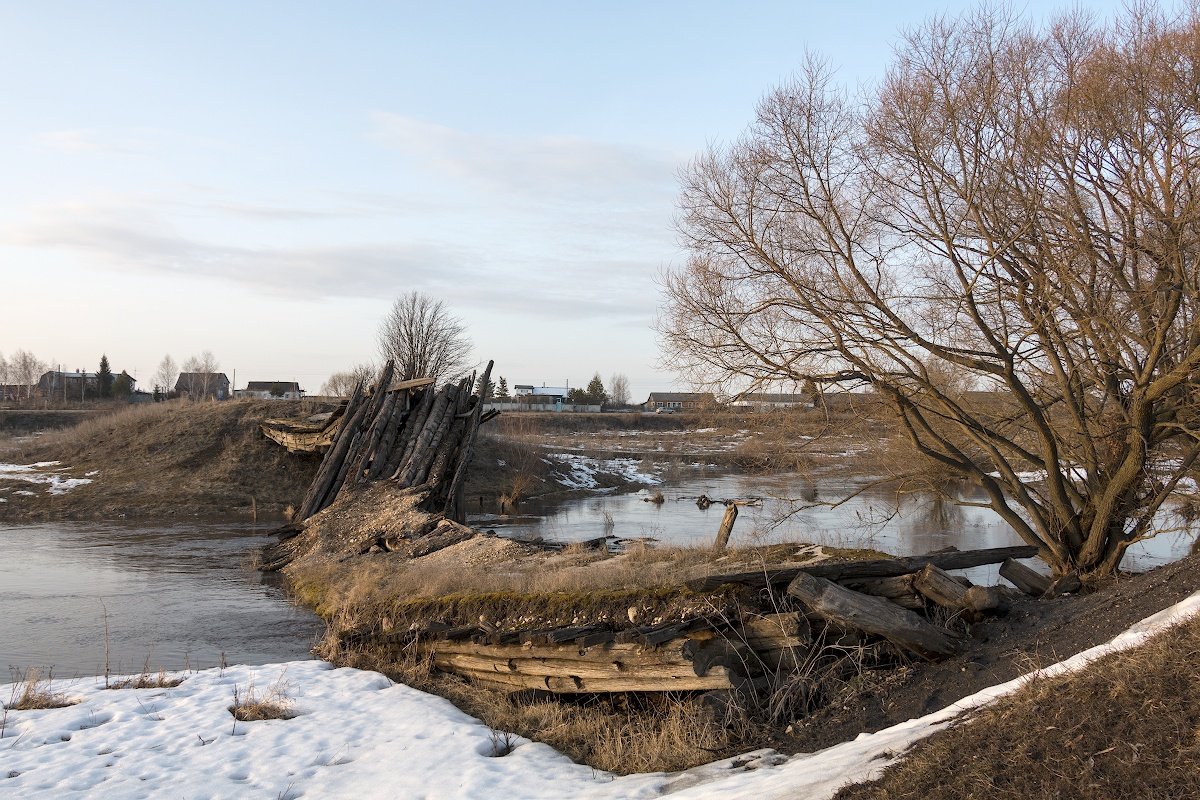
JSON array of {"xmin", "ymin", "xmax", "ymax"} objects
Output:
[{"xmin": 367, "ymin": 113, "xmax": 680, "ymax": 206}]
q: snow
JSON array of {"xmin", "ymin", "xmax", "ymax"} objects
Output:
[
  {"xmin": 546, "ymin": 454, "xmax": 661, "ymax": 490},
  {"xmin": 0, "ymin": 462, "xmax": 93, "ymax": 495},
  {"xmin": 3, "ymin": 590, "xmax": 1198, "ymax": 800}
]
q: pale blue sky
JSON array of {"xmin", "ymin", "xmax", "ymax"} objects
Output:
[{"xmin": 1, "ymin": 1, "xmax": 1127, "ymax": 398}]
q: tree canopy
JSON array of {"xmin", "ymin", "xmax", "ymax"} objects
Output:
[
  {"xmin": 662, "ymin": 4, "xmax": 1200, "ymax": 579},
  {"xmin": 377, "ymin": 291, "xmax": 472, "ymax": 384}
]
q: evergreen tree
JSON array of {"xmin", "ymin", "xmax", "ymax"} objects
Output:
[
  {"xmin": 496, "ymin": 376, "xmax": 510, "ymax": 399},
  {"xmin": 585, "ymin": 373, "xmax": 607, "ymax": 404},
  {"xmin": 97, "ymin": 354, "xmax": 113, "ymax": 398},
  {"xmin": 112, "ymin": 371, "xmax": 133, "ymax": 398}
]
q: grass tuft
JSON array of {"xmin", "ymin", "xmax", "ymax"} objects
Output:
[{"xmin": 4, "ymin": 668, "xmax": 77, "ymax": 711}]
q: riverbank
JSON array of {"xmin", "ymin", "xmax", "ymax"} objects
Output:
[{"xmin": 4, "ymin": 589, "xmax": 1197, "ymax": 799}]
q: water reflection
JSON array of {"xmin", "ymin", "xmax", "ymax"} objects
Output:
[
  {"xmin": 475, "ymin": 472, "xmax": 1196, "ymax": 575},
  {"xmin": 0, "ymin": 523, "xmax": 324, "ymax": 677}
]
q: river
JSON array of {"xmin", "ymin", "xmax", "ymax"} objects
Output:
[
  {"xmin": 474, "ymin": 470, "xmax": 1197, "ymax": 577},
  {"xmin": 0, "ymin": 522, "xmax": 324, "ymax": 678}
]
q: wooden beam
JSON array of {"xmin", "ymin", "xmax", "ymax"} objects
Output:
[{"xmin": 688, "ymin": 545, "xmax": 1040, "ymax": 591}]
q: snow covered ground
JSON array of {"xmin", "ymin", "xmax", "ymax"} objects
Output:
[
  {"xmin": 0, "ymin": 462, "xmax": 93, "ymax": 496},
  {"xmin": 3, "ymin": 590, "xmax": 1198, "ymax": 799}
]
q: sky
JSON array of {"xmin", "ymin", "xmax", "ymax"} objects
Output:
[{"xmin": 0, "ymin": 0, "xmax": 1131, "ymax": 400}]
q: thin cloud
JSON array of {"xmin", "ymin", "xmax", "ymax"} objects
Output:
[{"xmin": 367, "ymin": 113, "xmax": 680, "ymax": 205}]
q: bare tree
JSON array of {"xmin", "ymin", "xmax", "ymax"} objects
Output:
[
  {"xmin": 0, "ymin": 351, "xmax": 9, "ymax": 400},
  {"xmin": 662, "ymin": 5, "xmax": 1200, "ymax": 580},
  {"xmin": 609, "ymin": 373, "xmax": 631, "ymax": 406},
  {"xmin": 180, "ymin": 351, "xmax": 220, "ymax": 397},
  {"xmin": 11, "ymin": 350, "xmax": 45, "ymax": 400},
  {"xmin": 155, "ymin": 354, "xmax": 177, "ymax": 396},
  {"xmin": 321, "ymin": 363, "xmax": 377, "ymax": 396},
  {"xmin": 377, "ymin": 291, "xmax": 472, "ymax": 384}
]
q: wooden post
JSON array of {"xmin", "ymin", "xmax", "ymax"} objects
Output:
[{"xmin": 713, "ymin": 504, "xmax": 738, "ymax": 551}]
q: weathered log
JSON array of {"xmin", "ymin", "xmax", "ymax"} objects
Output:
[
  {"xmin": 912, "ymin": 563, "xmax": 970, "ymax": 609},
  {"xmin": 688, "ymin": 545, "xmax": 1040, "ymax": 592},
  {"xmin": 408, "ymin": 383, "xmax": 462, "ymax": 486},
  {"xmin": 395, "ymin": 385, "xmax": 455, "ymax": 485},
  {"xmin": 962, "ymin": 584, "xmax": 1007, "ymax": 614},
  {"xmin": 297, "ymin": 382, "xmax": 369, "ymax": 520},
  {"xmin": 713, "ymin": 504, "xmax": 738, "ymax": 551},
  {"xmin": 786, "ymin": 572, "xmax": 962, "ymax": 660},
  {"xmin": 999, "ymin": 558, "xmax": 1051, "ymax": 596},
  {"xmin": 367, "ymin": 392, "xmax": 410, "ymax": 480},
  {"xmin": 442, "ymin": 360, "xmax": 493, "ymax": 522},
  {"xmin": 1044, "ymin": 573, "xmax": 1082, "ymax": 598},
  {"xmin": 737, "ymin": 612, "xmax": 811, "ymax": 650},
  {"xmin": 837, "ymin": 574, "xmax": 924, "ymax": 610},
  {"xmin": 390, "ymin": 385, "xmax": 437, "ymax": 480},
  {"xmin": 350, "ymin": 389, "xmax": 398, "ymax": 486}
]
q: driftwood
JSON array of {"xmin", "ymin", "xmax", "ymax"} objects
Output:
[
  {"xmin": 838, "ymin": 574, "xmax": 924, "ymax": 610},
  {"xmin": 786, "ymin": 572, "xmax": 963, "ymax": 660},
  {"xmin": 912, "ymin": 564, "xmax": 970, "ymax": 609},
  {"xmin": 688, "ymin": 545, "xmax": 1040, "ymax": 592}
]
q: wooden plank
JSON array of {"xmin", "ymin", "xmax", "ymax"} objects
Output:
[
  {"xmin": 999, "ymin": 558, "xmax": 1051, "ymax": 596},
  {"xmin": 786, "ymin": 572, "xmax": 963, "ymax": 660},
  {"xmin": 445, "ymin": 664, "xmax": 736, "ymax": 693},
  {"xmin": 688, "ymin": 545, "xmax": 1040, "ymax": 591},
  {"xmin": 386, "ymin": 377, "xmax": 435, "ymax": 392}
]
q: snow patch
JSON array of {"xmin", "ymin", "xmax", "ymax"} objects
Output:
[
  {"xmin": 546, "ymin": 454, "xmax": 661, "ymax": 490},
  {"xmin": 0, "ymin": 462, "xmax": 93, "ymax": 495},
  {"xmin": 0, "ymin": 593, "xmax": 1198, "ymax": 798}
]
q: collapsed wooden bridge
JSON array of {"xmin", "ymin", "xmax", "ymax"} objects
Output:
[{"xmin": 259, "ymin": 359, "xmax": 495, "ymax": 570}]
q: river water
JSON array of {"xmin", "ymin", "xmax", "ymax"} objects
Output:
[
  {"xmin": 0, "ymin": 523, "xmax": 324, "ymax": 678},
  {"xmin": 474, "ymin": 470, "xmax": 1197, "ymax": 577}
]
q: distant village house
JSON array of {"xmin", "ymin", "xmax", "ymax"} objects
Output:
[
  {"xmin": 234, "ymin": 381, "xmax": 303, "ymax": 400},
  {"xmin": 643, "ymin": 392, "xmax": 715, "ymax": 411},
  {"xmin": 37, "ymin": 369, "xmax": 137, "ymax": 399},
  {"xmin": 174, "ymin": 372, "xmax": 230, "ymax": 400},
  {"xmin": 728, "ymin": 392, "xmax": 810, "ymax": 411}
]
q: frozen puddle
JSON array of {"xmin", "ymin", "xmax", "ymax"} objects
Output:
[
  {"xmin": 2, "ymin": 590, "xmax": 1198, "ymax": 799},
  {"xmin": 546, "ymin": 453, "xmax": 662, "ymax": 490}
]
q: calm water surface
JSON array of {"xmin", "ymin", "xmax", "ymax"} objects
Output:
[
  {"xmin": 0, "ymin": 523, "xmax": 323, "ymax": 678},
  {"xmin": 475, "ymin": 470, "xmax": 1196, "ymax": 578}
]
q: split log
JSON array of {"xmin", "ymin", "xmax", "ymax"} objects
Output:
[
  {"xmin": 395, "ymin": 385, "xmax": 455, "ymax": 485},
  {"xmin": 786, "ymin": 572, "xmax": 962, "ymax": 660},
  {"xmin": 713, "ymin": 504, "xmax": 738, "ymax": 551},
  {"xmin": 688, "ymin": 545, "xmax": 1040, "ymax": 592},
  {"xmin": 998, "ymin": 558, "xmax": 1051, "ymax": 596},
  {"xmin": 407, "ymin": 383, "xmax": 462, "ymax": 486},
  {"xmin": 367, "ymin": 392, "xmax": 410, "ymax": 480},
  {"xmin": 349, "ymin": 389, "xmax": 398, "ymax": 486}
]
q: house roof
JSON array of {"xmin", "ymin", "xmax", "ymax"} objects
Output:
[{"xmin": 245, "ymin": 381, "xmax": 301, "ymax": 392}]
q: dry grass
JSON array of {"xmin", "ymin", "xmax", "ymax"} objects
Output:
[
  {"xmin": 0, "ymin": 398, "xmax": 323, "ymax": 519},
  {"xmin": 4, "ymin": 668, "xmax": 77, "ymax": 711},
  {"xmin": 836, "ymin": 615, "xmax": 1200, "ymax": 800},
  {"xmin": 229, "ymin": 676, "xmax": 295, "ymax": 722},
  {"xmin": 106, "ymin": 669, "xmax": 186, "ymax": 690}
]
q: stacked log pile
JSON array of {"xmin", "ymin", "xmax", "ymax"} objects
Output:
[
  {"xmin": 290, "ymin": 358, "xmax": 495, "ymax": 526},
  {"xmin": 351, "ymin": 545, "xmax": 1043, "ymax": 699}
]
